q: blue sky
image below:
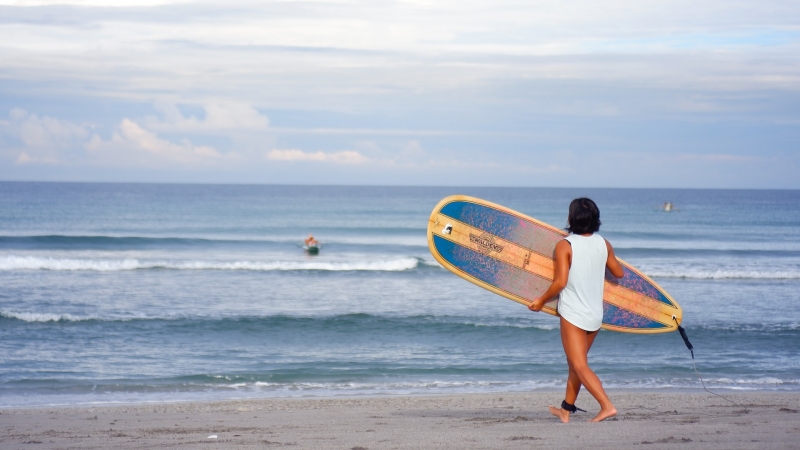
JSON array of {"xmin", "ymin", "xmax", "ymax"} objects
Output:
[{"xmin": 1, "ymin": 0, "xmax": 798, "ymax": 188}]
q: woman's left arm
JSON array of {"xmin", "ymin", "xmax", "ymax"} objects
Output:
[{"xmin": 605, "ymin": 239, "xmax": 624, "ymax": 278}]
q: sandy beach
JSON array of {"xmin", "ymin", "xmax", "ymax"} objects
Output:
[{"xmin": 2, "ymin": 391, "xmax": 799, "ymax": 449}]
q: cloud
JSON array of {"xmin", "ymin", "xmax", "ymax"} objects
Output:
[
  {"xmin": 1, "ymin": 108, "xmax": 240, "ymax": 168},
  {"xmin": 145, "ymin": 102, "xmax": 270, "ymax": 134},
  {"xmin": 86, "ymin": 119, "xmax": 227, "ymax": 166},
  {"xmin": 0, "ymin": 0, "xmax": 190, "ymax": 6},
  {"xmin": 14, "ymin": 110, "xmax": 89, "ymax": 149},
  {"xmin": 266, "ymin": 149, "xmax": 367, "ymax": 164},
  {"xmin": 393, "ymin": 140, "xmax": 427, "ymax": 163},
  {"xmin": 1, "ymin": 2, "xmax": 799, "ymax": 187},
  {"xmin": 15, "ymin": 152, "xmax": 60, "ymax": 165},
  {"xmin": 1, "ymin": 108, "xmax": 91, "ymax": 164},
  {"xmin": 669, "ymin": 153, "xmax": 758, "ymax": 163}
]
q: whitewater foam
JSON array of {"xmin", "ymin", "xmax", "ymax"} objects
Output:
[
  {"xmin": 0, "ymin": 255, "xmax": 421, "ymax": 272},
  {"xmin": 0, "ymin": 233, "xmax": 427, "ymax": 247},
  {"xmin": 14, "ymin": 254, "xmax": 793, "ymax": 279},
  {"xmin": 613, "ymin": 239, "xmax": 800, "ymax": 252},
  {"xmin": 704, "ymin": 377, "xmax": 800, "ymax": 386},
  {"xmin": 0, "ymin": 311, "xmax": 564, "ymax": 329},
  {"xmin": 0, "ymin": 311, "xmax": 99, "ymax": 323}
]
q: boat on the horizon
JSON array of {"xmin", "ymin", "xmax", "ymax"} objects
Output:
[{"xmin": 658, "ymin": 202, "xmax": 678, "ymax": 212}]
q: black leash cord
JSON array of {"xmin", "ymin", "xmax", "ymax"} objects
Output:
[
  {"xmin": 673, "ymin": 317, "xmax": 741, "ymax": 409},
  {"xmin": 620, "ymin": 319, "xmax": 747, "ymax": 418}
]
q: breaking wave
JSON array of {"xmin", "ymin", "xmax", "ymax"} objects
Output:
[
  {"xmin": 0, "ymin": 255, "xmax": 422, "ymax": 272},
  {"xmin": 0, "ymin": 311, "xmax": 100, "ymax": 323}
]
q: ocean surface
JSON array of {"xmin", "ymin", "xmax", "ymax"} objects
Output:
[{"xmin": 1, "ymin": 183, "xmax": 799, "ymax": 407}]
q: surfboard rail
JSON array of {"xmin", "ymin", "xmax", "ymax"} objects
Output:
[{"xmin": 427, "ymin": 195, "xmax": 682, "ymax": 334}]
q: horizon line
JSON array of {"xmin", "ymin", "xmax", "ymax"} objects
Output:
[{"xmin": 0, "ymin": 180, "xmax": 797, "ymax": 191}]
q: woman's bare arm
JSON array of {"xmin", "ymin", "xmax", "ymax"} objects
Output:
[
  {"xmin": 529, "ymin": 240, "xmax": 571, "ymax": 311},
  {"xmin": 605, "ymin": 239, "xmax": 624, "ymax": 278}
]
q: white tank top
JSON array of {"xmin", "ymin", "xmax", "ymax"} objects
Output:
[{"xmin": 558, "ymin": 233, "xmax": 607, "ymax": 332}]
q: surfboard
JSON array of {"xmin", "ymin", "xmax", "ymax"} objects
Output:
[{"xmin": 427, "ymin": 195, "xmax": 682, "ymax": 334}]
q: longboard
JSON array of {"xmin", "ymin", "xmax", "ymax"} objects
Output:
[{"xmin": 427, "ymin": 195, "xmax": 682, "ymax": 334}]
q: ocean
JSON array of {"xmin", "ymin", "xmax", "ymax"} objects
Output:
[{"xmin": 1, "ymin": 183, "xmax": 798, "ymax": 407}]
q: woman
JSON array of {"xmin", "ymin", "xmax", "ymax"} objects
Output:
[{"xmin": 529, "ymin": 198, "xmax": 624, "ymax": 423}]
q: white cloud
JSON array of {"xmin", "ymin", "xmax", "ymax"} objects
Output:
[
  {"xmin": 145, "ymin": 102, "xmax": 270, "ymax": 134},
  {"xmin": 395, "ymin": 140, "xmax": 426, "ymax": 161},
  {"xmin": 0, "ymin": 1, "xmax": 798, "ymax": 187},
  {"xmin": 1, "ymin": 108, "xmax": 91, "ymax": 164},
  {"xmin": 5, "ymin": 108, "xmax": 90, "ymax": 149},
  {"xmin": 2, "ymin": 0, "xmax": 797, "ymax": 106},
  {"xmin": 15, "ymin": 151, "xmax": 60, "ymax": 165},
  {"xmin": 0, "ymin": 1, "xmax": 191, "ymax": 6},
  {"xmin": 364, "ymin": 140, "xmax": 433, "ymax": 167},
  {"xmin": 669, "ymin": 153, "xmax": 758, "ymax": 163},
  {"xmin": 87, "ymin": 119, "xmax": 227, "ymax": 166},
  {"xmin": 267, "ymin": 149, "xmax": 367, "ymax": 164},
  {"xmin": 0, "ymin": 108, "xmax": 239, "ymax": 168}
]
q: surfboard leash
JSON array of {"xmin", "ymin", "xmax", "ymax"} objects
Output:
[
  {"xmin": 672, "ymin": 317, "xmax": 745, "ymax": 411},
  {"xmin": 619, "ymin": 319, "xmax": 747, "ymax": 418},
  {"xmin": 620, "ymin": 320, "xmax": 747, "ymax": 418}
]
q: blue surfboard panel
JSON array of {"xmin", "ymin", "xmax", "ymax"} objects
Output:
[{"xmin": 432, "ymin": 235, "xmax": 550, "ymax": 302}]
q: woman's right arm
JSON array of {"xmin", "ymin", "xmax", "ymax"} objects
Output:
[
  {"xmin": 529, "ymin": 239, "xmax": 571, "ymax": 311},
  {"xmin": 605, "ymin": 239, "xmax": 624, "ymax": 278}
]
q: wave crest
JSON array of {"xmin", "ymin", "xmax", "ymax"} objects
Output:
[
  {"xmin": 0, "ymin": 311, "xmax": 99, "ymax": 323},
  {"xmin": 0, "ymin": 311, "xmax": 562, "ymax": 330},
  {"xmin": 0, "ymin": 255, "xmax": 421, "ymax": 272}
]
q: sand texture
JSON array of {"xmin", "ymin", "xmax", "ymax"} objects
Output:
[{"xmin": 2, "ymin": 392, "xmax": 799, "ymax": 449}]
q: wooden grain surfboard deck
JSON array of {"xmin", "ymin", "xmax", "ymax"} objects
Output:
[{"xmin": 427, "ymin": 195, "xmax": 682, "ymax": 334}]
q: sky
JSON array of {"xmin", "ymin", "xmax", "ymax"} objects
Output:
[{"xmin": 0, "ymin": 0, "xmax": 798, "ymax": 188}]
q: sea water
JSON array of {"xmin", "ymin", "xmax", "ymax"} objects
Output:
[{"xmin": 1, "ymin": 183, "xmax": 798, "ymax": 407}]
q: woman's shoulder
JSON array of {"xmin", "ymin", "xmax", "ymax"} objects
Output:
[
  {"xmin": 566, "ymin": 234, "xmax": 606, "ymax": 250},
  {"xmin": 565, "ymin": 233, "xmax": 602, "ymax": 240}
]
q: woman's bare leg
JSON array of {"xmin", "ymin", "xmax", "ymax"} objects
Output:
[
  {"xmin": 559, "ymin": 317, "xmax": 616, "ymax": 422},
  {"xmin": 564, "ymin": 329, "xmax": 597, "ymax": 405},
  {"xmin": 549, "ymin": 322, "xmax": 600, "ymax": 423},
  {"xmin": 565, "ymin": 367, "xmax": 581, "ymax": 403}
]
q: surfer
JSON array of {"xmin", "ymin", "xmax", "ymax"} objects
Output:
[
  {"xmin": 304, "ymin": 234, "xmax": 318, "ymax": 247},
  {"xmin": 529, "ymin": 198, "xmax": 625, "ymax": 423}
]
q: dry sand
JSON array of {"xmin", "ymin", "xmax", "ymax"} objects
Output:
[{"xmin": 2, "ymin": 392, "xmax": 799, "ymax": 449}]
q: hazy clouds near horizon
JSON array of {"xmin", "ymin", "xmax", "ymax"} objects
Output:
[{"xmin": 1, "ymin": 0, "xmax": 798, "ymax": 188}]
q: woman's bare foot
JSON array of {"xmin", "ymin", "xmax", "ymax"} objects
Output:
[
  {"xmin": 548, "ymin": 405, "xmax": 570, "ymax": 423},
  {"xmin": 589, "ymin": 406, "xmax": 617, "ymax": 422}
]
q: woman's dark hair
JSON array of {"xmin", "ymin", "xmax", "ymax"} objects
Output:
[{"xmin": 566, "ymin": 198, "xmax": 601, "ymax": 234}]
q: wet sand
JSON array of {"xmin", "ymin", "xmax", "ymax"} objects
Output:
[{"xmin": 2, "ymin": 392, "xmax": 799, "ymax": 449}]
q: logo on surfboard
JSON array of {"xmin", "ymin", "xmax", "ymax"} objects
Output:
[{"xmin": 469, "ymin": 232, "xmax": 504, "ymax": 255}]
